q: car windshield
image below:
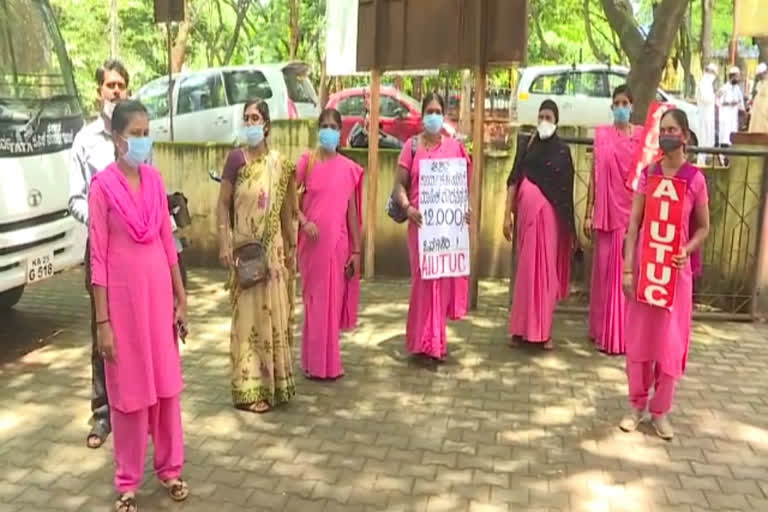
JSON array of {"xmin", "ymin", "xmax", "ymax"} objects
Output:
[
  {"xmin": 0, "ymin": 0, "xmax": 80, "ymax": 121},
  {"xmin": 223, "ymin": 69, "xmax": 274, "ymax": 104},
  {"xmin": 283, "ymin": 65, "xmax": 318, "ymax": 105},
  {"xmin": 0, "ymin": 0, "xmax": 82, "ymax": 156}
]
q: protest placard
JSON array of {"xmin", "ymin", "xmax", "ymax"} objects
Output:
[
  {"xmin": 625, "ymin": 101, "xmax": 673, "ymax": 192},
  {"xmin": 418, "ymin": 158, "xmax": 470, "ymax": 280},
  {"xmin": 636, "ymin": 174, "xmax": 687, "ymax": 309}
]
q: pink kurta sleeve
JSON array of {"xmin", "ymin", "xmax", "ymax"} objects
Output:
[
  {"xmin": 694, "ymin": 172, "xmax": 709, "ymax": 206},
  {"xmin": 296, "ymin": 151, "xmax": 310, "ymax": 184},
  {"xmin": 158, "ymin": 185, "xmax": 179, "ymax": 268},
  {"xmin": 397, "ymin": 137, "xmax": 415, "ymax": 170},
  {"xmin": 88, "ymin": 180, "xmax": 109, "ymax": 287}
]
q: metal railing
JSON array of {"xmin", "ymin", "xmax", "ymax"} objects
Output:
[{"xmin": 548, "ymin": 136, "xmax": 768, "ymax": 321}]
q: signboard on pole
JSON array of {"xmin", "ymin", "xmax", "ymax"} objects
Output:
[
  {"xmin": 154, "ymin": 0, "xmax": 185, "ymax": 23},
  {"xmin": 625, "ymin": 101, "xmax": 673, "ymax": 192},
  {"xmin": 418, "ymin": 158, "xmax": 470, "ymax": 280},
  {"xmin": 636, "ymin": 175, "xmax": 687, "ymax": 309}
]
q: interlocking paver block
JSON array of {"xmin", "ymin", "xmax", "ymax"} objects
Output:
[{"xmin": 2, "ymin": 269, "xmax": 768, "ymax": 512}]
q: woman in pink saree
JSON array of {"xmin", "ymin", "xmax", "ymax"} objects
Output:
[
  {"xmin": 503, "ymin": 100, "xmax": 575, "ymax": 350},
  {"xmin": 619, "ymin": 109, "xmax": 709, "ymax": 440},
  {"xmin": 89, "ymin": 100, "xmax": 189, "ymax": 512},
  {"xmin": 584, "ymin": 85, "xmax": 642, "ymax": 354},
  {"xmin": 297, "ymin": 108, "xmax": 363, "ymax": 379},
  {"xmin": 391, "ymin": 93, "xmax": 472, "ymax": 361}
]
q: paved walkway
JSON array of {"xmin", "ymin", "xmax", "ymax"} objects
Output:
[{"xmin": 1, "ymin": 268, "xmax": 767, "ymax": 512}]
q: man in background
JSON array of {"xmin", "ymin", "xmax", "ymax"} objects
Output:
[
  {"xmin": 696, "ymin": 63, "xmax": 718, "ymax": 165},
  {"xmin": 68, "ymin": 59, "xmax": 130, "ymax": 449},
  {"xmin": 749, "ymin": 63, "xmax": 768, "ymax": 133}
]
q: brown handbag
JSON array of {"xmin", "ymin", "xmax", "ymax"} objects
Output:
[
  {"xmin": 233, "ymin": 152, "xmax": 276, "ymax": 289},
  {"xmin": 234, "ymin": 240, "xmax": 268, "ymax": 289}
]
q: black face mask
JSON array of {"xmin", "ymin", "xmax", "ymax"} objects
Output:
[
  {"xmin": 731, "ymin": 78, "xmax": 739, "ymax": 85},
  {"xmin": 659, "ymin": 135, "xmax": 684, "ymax": 154}
]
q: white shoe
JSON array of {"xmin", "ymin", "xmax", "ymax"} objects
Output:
[
  {"xmin": 619, "ymin": 408, "xmax": 647, "ymax": 432},
  {"xmin": 652, "ymin": 415, "xmax": 674, "ymax": 440}
]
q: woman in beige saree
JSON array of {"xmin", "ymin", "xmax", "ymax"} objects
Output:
[{"xmin": 216, "ymin": 99, "xmax": 297, "ymax": 413}]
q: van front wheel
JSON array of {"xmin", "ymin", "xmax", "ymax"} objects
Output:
[{"xmin": 0, "ymin": 286, "xmax": 25, "ymax": 311}]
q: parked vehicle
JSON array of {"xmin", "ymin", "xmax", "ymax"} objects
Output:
[
  {"xmin": 0, "ymin": 0, "xmax": 85, "ymax": 310},
  {"xmin": 515, "ymin": 64, "xmax": 700, "ymax": 133},
  {"xmin": 326, "ymin": 86, "xmax": 457, "ymax": 147},
  {"xmin": 135, "ymin": 62, "xmax": 320, "ymax": 144}
]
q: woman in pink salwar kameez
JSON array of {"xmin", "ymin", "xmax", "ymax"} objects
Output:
[
  {"xmin": 619, "ymin": 109, "xmax": 709, "ymax": 440},
  {"xmin": 89, "ymin": 100, "xmax": 188, "ymax": 512},
  {"xmin": 391, "ymin": 93, "xmax": 472, "ymax": 361},
  {"xmin": 297, "ymin": 108, "xmax": 363, "ymax": 379},
  {"xmin": 584, "ymin": 85, "xmax": 642, "ymax": 354},
  {"xmin": 504, "ymin": 100, "xmax": 575, "ymax": 350}
]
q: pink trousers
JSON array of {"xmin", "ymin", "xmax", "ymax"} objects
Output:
[
  {"xmin": 626, "ymin": 360, "xmax": 677, "ymax": 417},
  {"xmin": 111, "ymin": 395, "xmax": 184, "ymax": 493}
]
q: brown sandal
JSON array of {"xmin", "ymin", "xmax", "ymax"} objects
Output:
[
  {"xmin": 115, "ymin": 493, "xmax": 137, "ymax": 512},
  {"xmin": 161, "ymin": 478, "xmax": 189, "ymax": 501}
]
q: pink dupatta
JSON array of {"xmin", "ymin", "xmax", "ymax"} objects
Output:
[
  {"xmin": 593, "ymin": 124, "xmax": 641, "ymax": 232},
  {"xmin": 90, "ymin": 163, "xmax": 168, "ymax": 244},
  {"xmin": 340, "ymin": 167, "xmax": 364, "ymax": 330}
]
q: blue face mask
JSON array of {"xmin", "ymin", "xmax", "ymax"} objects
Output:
[
  {"xmin": 423, "ymin": 113, "xmax": 444, "ymax": 134},
  {"xmin": 243, "ymin": 125, "xmax": 265, "ymax": 147},
  {"xmin": 318, "ymin": 128, "xmax": 340, "ymax": 151},
  {"xmin": 613, "ymin": 106, "xmax": 631, "ymax": 124},
  {"xmin": 123, "ymin": 136, "xmax": 153, "ymax": 168}
]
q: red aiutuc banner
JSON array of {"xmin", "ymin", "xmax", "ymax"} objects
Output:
[
  {"xmin": 625, "ymin": 101, "xmax": 675, "ymax": 192},
  {"xmin": 636, "ymin": 175, "xmax": 688, "ymax": 309}
]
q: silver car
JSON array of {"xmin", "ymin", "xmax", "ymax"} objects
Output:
[
  {"xmin": 515, "ymin": 64, "xmax": 699, "ymax": 135},
  {"xmin": 135, "ymin": 62, "xmax": 320, "ymax": 143}
]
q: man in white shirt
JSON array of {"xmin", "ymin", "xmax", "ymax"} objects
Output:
[
  {"xmin": 718, "ymin": 66, "xmax": 745, "ymax": 148},
  {"xmin": 696, "ymin": 63, "xmax": 718, "ymax": 165},
  {"xmin": 68, "ymin": 59, "xmax": 130, "ymax": 449}
]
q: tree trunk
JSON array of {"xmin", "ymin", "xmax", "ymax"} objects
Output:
[
  {"xmin": 600, "ymin": 0, "xmax": 688, "ymax": 121},
  {"xmin": 171, "ymin": 23, "xmax": 190, "ymax": 73},
  {"xmin": 413, "ymin": 76, "xmax": 423, "ymax": 101},
  {"xmin": 289, "ymin": 0, "xmax": 300, "ymax": 60},
  {"xmin": 700, "ymin": 0, "xmax": 713, "ymax": 68},
  {"xmin": 584, "ymin": 0, "xmax": 608, "ymax": 62},
  {"xmin": 109, "ymin": 0, "xmax": 119, "ymax": 58},
  {"xmin": 222, "ymin": 0, "xmax": 252, "ymax": 65},
  {"xmin": 459, "ymin": 69, "xmax": 472, "ymax": 137}
]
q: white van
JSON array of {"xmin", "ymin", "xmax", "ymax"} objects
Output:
[
  {"xmin": 515, "ymin": 64, "xmax": 700, "ymax": 133},
  {"xmin": 0, "ymin": 0, "xmax": 85, "ymax": 310},
  {"xmin": 135, "ymin": 62, "xmax": 320, "ymax": 144}
]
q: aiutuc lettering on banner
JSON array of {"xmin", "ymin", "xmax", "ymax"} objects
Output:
[
  {"xmin": 636, "ymin": 175, "xmax": 687, "ymax": 309},
  {"xmin": 625, "ymin": 102, "xmax": 674, "ymax": 192},
  {"xmin": 418, "ymin": 157, "xmax": 470, "ymax": 280}
]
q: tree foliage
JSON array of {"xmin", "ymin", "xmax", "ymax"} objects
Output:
[{"xmin": 50, "ymin": 0, "xmax": 742, "ymax": 116}]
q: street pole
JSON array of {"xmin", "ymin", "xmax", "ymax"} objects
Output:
[
  {"xmin": 110, "ymin": 0, "xmax": 119, "ymax": 58},
  {"xmin": 166, "ymin": 21, "xmax": 174, "ymax": 142}
]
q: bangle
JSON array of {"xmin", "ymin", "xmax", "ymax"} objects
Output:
[
  {"xmin": 623, "ymin": 269, "xmax": 633, "ymax": 274},
  {"xmin": 96, "ymin": 318, "xmax": 109, "ymax": 325},
  {"xmin": 352, "ymin": 251, "xmax": 360, "ymax": 255}
]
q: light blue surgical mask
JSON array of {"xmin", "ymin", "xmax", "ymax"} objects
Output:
[
  {"xmin": 243, "ymin": 125, "xmax": 265, "ymax": 147},
  {"xmin": 318, "ymin": 128, "xmax": 340, "ymax": 151},
  {"xmin": 423, "ymin": 113, "xmax": 444, "ymax": 134},
  {"xmin": 123, "ymin": 136, "xmax": 153, "ymax": 168},
  {"xmin": 613, "ymin": 106, "xmax": 631, "ymax": 124}
]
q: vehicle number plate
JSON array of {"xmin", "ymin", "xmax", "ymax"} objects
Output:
[{"xmin": 26, "ymin": 252, "xmax": 54, "ymax": 284}]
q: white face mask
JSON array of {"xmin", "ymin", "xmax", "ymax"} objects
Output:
[
  {"xmin": 537, "ymin": 120, "xmax": 557, "ymax": 140},
  {"xmin": 102, "ymin": 100, "xmax": 116, "ymax": 120}
]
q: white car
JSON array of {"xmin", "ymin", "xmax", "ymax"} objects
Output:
[
  {"xmin": 516, "ymin": 64, "xmax": 699, "ymax": 136},
  {"xmin": 135, "ymin": 62, "xmax": 320, "ymax": 144}
]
